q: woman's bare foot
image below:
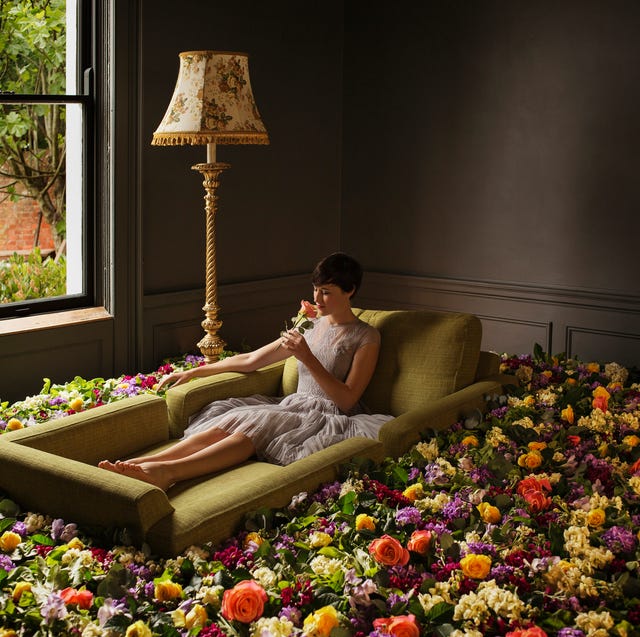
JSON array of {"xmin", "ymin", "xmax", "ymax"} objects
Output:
[{"xmin": 99, "ymin": 460, "xmax": 174, "ymax": 490}]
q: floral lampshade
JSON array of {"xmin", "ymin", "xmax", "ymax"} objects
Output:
[{"xmin": 151, "ymin": 51, "xmax": 269, "ymax": 147}]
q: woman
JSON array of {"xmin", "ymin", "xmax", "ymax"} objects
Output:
[{"xmin": 99, "ymin": 252, "xmax": 392, "ymax": 490}]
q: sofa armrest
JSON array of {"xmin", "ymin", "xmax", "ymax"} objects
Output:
[
  {"xmin": 378, "ymin": 379, "xmax": 504, "ymax": 458},
  {"xmin": 0, "ymin": 442, "xmax": 173, "ymax": 542},
  {"xmin": 165, "ymin": 361, "xmax": 286, "ymax": 437},
  {"xmin": 3, "ymin": 394, "xmax": 170, "ymax": 465}
]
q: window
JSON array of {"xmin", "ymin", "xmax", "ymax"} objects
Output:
[{"xmin": 0, "ymin": 0, "xmax": 94, "ymax": 317}]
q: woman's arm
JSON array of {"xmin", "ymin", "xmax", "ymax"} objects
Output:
[
  {"xmin": 157, "ymin": 338, "xmax": 291, "ymax": 390},
  {"xmin": 282, "ymin": 330, "xmax": 379, "ymax": 413}
]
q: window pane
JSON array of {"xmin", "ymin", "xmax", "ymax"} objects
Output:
[
  {"xmin": 0, "ymin": 0, "xmax": 68, "ymax": 96},
  {"xmin": 0, "ymin": 102, "xmax": 84, "ymax": 305}
]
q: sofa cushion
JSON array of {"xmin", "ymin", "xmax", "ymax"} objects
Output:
[{"xmin": 282, "ymin": 309, "xmax": 481, "ymax": 416}]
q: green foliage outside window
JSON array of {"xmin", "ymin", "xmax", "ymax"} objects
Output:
[{"xmin": 0, "ymin": 248, "xmax": 66, "ymax": 303}]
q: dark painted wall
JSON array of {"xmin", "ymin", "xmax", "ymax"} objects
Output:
[
  {"xmin": 342, "ymin": 0, "xmax": 640, "ymax": 295},
  {"xmin": 140, "ymin": 0, "xmax": 344, "ymax": 294}
]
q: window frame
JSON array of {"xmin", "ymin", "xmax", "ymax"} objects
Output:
[{"xmin": 0, "ymin": 0, "xmax": 96, "ymax": 319}]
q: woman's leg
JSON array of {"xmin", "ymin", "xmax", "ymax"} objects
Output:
[
  {"xmin": 110, "ymin": 427, "xmax": 231, "ymax": 465},
  {"xmin": 100, "ymin": 431, "xmax": 256, "ymax": 490}
]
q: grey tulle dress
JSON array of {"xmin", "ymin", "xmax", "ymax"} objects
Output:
[{"xmin": 182, "ymin": 316, "xmax": 393, "ymax": 465}]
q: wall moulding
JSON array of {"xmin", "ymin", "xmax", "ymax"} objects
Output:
[{"xmin": 357, "ymin": 272, "xmax": 640, "ymax": 365}]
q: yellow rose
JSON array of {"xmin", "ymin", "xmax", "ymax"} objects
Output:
[
  {"xmin": 303, "ymin": 604, "xmax": 340, "ymax": 637},
  {"xmin": 243, "ymin": 532, "xmax": 264, "ymax": 549},
  {"xmin": 154, "ymin": 580, "xmax": 183, "ymax": 601},
  {"xmin": 171, "ymin": 609, "xmax": 187, "ymax": 628},
  {"xmin": 623, "ymin": 435, "xmax": 640, "ymax": 448},
  {"xmin": 0, "ymin": 531, "xmax": 21, "ymax": 552},
  {"xmin": 461, "ymin": 435, "xmax": 479, "ymax": 447},
  {"xmin": 528, "ymin": 441, "xmax": 547, "ymax": 451},
  {"xmin": 403, "ymin": 483, "xmax": 425, "ymax": 502},
  {"xmin": 517, "ymin": 450, "xmax": 543, "ymax": 469},
  {"xmin": 186, "ymin": 603, "xmax": 208, "ymax": 628},
  {"xmin": 0, "ymin": 630, "xmax": 18, "ymax": 637},
  {"xmin": 309, "ymin": 532, "xmax": 332, "ymax": 548},
  {"xmin": 587, "ymin": 508, "xmax": 606, "ymax": 527},
  {"xmin": 355, "ymin": 514, "xmax": 376, "ymax": 531},
  {"xmin": 477, "ymin": 502, "xmax": 501, "ymax": 524},
  {"xmin": 561, "ymin": 405, "xmax": 575, "ymax": 424},
  {"xmin": 586, "ymin": 362, "xmax": 600, "ymax": 374},
  {"xmin": 12, "ymin": 582, "xmax": 32, "ymax": 602},
  {"xmin": 67, "ymin": 537, "xmax": 85, "ymax": 550},
  {"xmin": 6, "ymin": 418, "xmax": 24, "ymax": 431},
  {"xmin": 68, "ymin": 398, "xmax": 84, "ymax": 411},
  {"xmin": 459, "ymin": 553, "xmax": 492, "ymax": 580},
  {"xmin": 125, "ymin": 621, "xmax": 152, "ymax": 637}
]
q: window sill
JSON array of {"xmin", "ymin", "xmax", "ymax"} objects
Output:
[{"xmin": 0, "ymin": 307, "xmax": 112, "ymax": 336}]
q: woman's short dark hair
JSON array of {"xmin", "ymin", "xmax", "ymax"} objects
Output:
[{"xmin": 311, "ymin": 252, "xmax": 363, "ymax": 297}]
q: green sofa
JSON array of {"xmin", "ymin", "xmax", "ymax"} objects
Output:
[{"xmin": 0, "ymin": 309, "xmax": 509, "ymax": 556}]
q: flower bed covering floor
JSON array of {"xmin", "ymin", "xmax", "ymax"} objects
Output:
[{"xmin": 0, "ymin": 351, "xmax": 639, "ymax": 637}]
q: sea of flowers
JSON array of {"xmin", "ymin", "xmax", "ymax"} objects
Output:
[{"xmin": 0, "ymin": 349, "xmax": 639, "ymax": 637}]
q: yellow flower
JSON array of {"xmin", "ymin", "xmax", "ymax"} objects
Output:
[
  {"xmin": 186, "ymin": 604, "xmax": 208, "ymax": 628},
  {"xmin": 243, "ymin": 532, "xmax": 264, "ymax": 549},
  {"xmin": 461, "ymin": 435, "xmax": 479, "ymax": 447},
  {"xmin": 561, "ymin": 405, "xmax": 575, "ymax": 424},
  {"xmin": 541, "ymin": 370, "xmax": 553, "ymax": 379},
  {"xmin": 587, "ymin": 508, "xmax": 606, "ymax": 527},
  {"xmin": 0, "ymin": 630, "xmax": 18, "ymax": 637},
  {"xmin": 68, "ymin": 397, "xmax": 84, "ymax": 411},
  {"xmin": 6, "ymin": 418, "xmax": 24, "ymax": 431},
  {"xmin": 459, "ymin": 553, "xmax": 492, "ymax": 579},
  {"xmin": 171, "ymin": 609, "xmax": 187, "ymax": 628},
  {"xmin": 623, "ymin": 435, "xmax": 640, "ymax": 448},
  {"xmin": 517, "ymin": 450, "xmax": 543, "ymax": 469},
  {"xmin": 154, "ymin": 580, "xmax": 183, "ymax": 601},
  {"xmin": 12, "ymin": 582, "xmax": 32, "ymax": 602},
  {"xmin": 403, "ymin": 483, "xmax": 425, "ymax": 502},
  {"xmin": 528, "ymin": 441, "xmax": 547, "ymax": 451},
  {"xmin": 303, "ymin": 604, "xmax": 340, "ymax": 637},
  {"xmin": 0, "ymin": 531, "xmax": 21, "ymax": 552},
  {"xmin": 477, "ymin": 502, "xmax": 501, "ymax": 524},
  {"xmin": 586, "ymin": 362, "xmax": 600, "ymax": 373},
  {"xmin": 523, "ymin": 395, "xmax": 535, "ymax": 407},
  {"xmin": 355, "ymin": 514, "xmax": 376, "ymax": 531},
  {"xmin": 309, "ymin": 532, "xmax": 332, "ymax": 548},
  {"xmin": 125, "ymin": 621, "xmax": 152, "ymax": 637},
  {"xmin": 67, "ymin": 537, "xmax": 85, "ymax": 550}
]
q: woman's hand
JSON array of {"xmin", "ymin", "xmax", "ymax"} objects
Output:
[
  {"xmin": 280, "ymin": 329, "xmax": 312, "ymax": 363},
  {"xmin": 157, "ymin": 369, "xmax": 193, "ymax": 391}
]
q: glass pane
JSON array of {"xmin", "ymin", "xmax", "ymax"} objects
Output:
[
  {"xmin": 0, "ymin": 0, "xmax": 69, "ymax": 96},
  {"xmin": 0, "ymin": 103, "xmax": 84, "ymax": 304}
]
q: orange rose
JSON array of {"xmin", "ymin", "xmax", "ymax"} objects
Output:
[
  {"xmin": 355, "ymin": 514, "xmax": 376, "ymax": 531},
  {"xmin": 522, "ymin": 489, "xmax": 552, "ymax": 513},
  {"xmin": 221, "ymin": 579, "xmax": 267, "ymax": 623},
  {"xmin": 154, "ymin": 580, "xmax": 183, "ymax": 602},
  {"xmin": 623, "ymin": 435, "xmax": 640, "ymax": 448},
  {"xmin": 460, "ymin": 553, "xmax": 492, "ymax": 579},
  {"xmin": 407, "ymin": 530, "xmax": 432, "ymax": 555},
  {"xmin": 300, "ymin": 299, "xmax": 318, "ymax": 318},
  {"xmin": 369, "ymin": 534, "xmax": 410, "ymax": 567},
  {"xmin": 561, "ymin": 405, "xmax": 575, "ymax": 424},
  {"xmin": 303, "ymin": 604, "xmax": 339, "ymax": 637},
  {"xmin": 373, "ymin": 613, "xmax": 420, "ymax": 637},
  {"xmin": 243, "ymin": 532, "xmax": 264, "ymax": 549},
  {"xmin": 60, "ymin": 587, "xmax": 93, "ymax": 610},
  {"xmin": 528, "ymin": 441, "xmax": 547, "ymax": 451},
  {"xmin": 6, "ymin": 418, "xmax": 23, "ymax": 431},
  {"xmin": 517, "ymin": 475, "xmax": 552, "ymax": 497},
  {"xmin": 477, "ymin": 502, "xmax": 501, "ymax": 524},
  {"xmin": 461, "ymin": 435, "xmax": 479, "ymax": 447},
  {"xmin": 630, "ymin": 458, "xmax": 640, "ymax": 475},
  {"xmin": 586, "ymin": 362, "xmax": 600, "ymax": 374},
  {"xmin": 592, "ymin": 386, "xmax": 610, "ymax": 412}
]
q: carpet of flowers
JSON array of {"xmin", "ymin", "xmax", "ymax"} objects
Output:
[{"xmin": 1, "ymin": 349, "xmax": 640, "ymax": 637}]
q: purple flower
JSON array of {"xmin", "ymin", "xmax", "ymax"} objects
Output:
[
  {"xmin": 557, "ymin": 629, "xmax": 586, "ymax": 637},
  {"xmin": 601, "ymin": 525, "xmax": 636, "ymax": 554},
  {"xmin": 51, "ymin": 518, "xmax": 78, "ymax": 542},
  {"xmin": 0, "ymin": 554, "xmax": 15, "ymax": 572},
  {"xmin": 395, "ymin": 506, "xmax": 422, "ymax": 526},
  {"xmin": 97, "ymin": 597, "xmax": 130, "ymax": 626},
  {"xmin": 11, "ymin": 520, "xmax": 27, "ymax": 536},
  {"xmin": 41, "ymin": 593, "xmax": 67, "ymax": 622}
]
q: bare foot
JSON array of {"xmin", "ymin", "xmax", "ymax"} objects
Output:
[{"xmin": 102, "ymin": 460, "xmax": 174, "ymax": 491}]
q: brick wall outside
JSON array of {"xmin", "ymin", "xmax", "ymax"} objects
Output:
[{"xmin": 0, "ymin": 176, "xmax": 55, "ymax": 259}]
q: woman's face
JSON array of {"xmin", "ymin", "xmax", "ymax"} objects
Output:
[{"xmin": 313, "ymin": 283, "xmax": 352, "ymax": 317}]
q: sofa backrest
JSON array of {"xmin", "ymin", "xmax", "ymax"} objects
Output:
[{"xmin": 281, "ymin": 309, "xmax": 482, "ymax": 417}]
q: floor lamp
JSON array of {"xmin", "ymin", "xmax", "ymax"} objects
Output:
[{"xmin": 152, "ymin": 51, "xmax": 269, "ymax": 362}]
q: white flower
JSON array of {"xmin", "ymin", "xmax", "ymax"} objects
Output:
[
  {"xmin": 252, "ymin": 566, "xmax": 278, "ymax": 589},
  {"xmin": 309, "ymin": 555, "xmax": 345, "ymax": 577},
  {"xmin": 575, "ymin": 609, "xmax": 614, "ymax": 635},
  {"xmin": 250, "ymin": 616, "xmax": 295, "ymax": 637}
]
